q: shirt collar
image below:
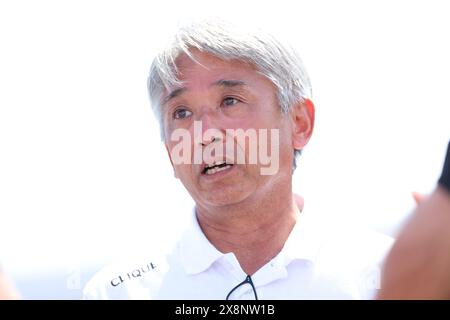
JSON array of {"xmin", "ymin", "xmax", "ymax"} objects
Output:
[
  {"xmin": 179, "ymin": 207, "xmax": 224, "ymax": 275},
  {"xmin": 278, "ymin": 208, "xmax": 323, "ymax": 267},
  {"xmin": 179, "ymin": 202, "xmax": 323, "ymax": 275}
]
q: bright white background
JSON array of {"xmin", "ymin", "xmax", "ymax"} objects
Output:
[{"xmin": 1, "ymin": 0, "xmax": 449, "ymax": 298}]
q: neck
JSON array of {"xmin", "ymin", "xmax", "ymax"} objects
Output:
[{"xmin": 195, "ymin": 184, "xmax": 299, "ymax": 275}]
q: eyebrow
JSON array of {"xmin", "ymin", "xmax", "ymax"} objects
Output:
[
  {"xmin": 162, "ymin": 87, "xmax": 187, "ymax": 105},
  {"xmin": 213, "ymin": 79, "xmax": 247, "ymax": 88},
  {"xmin": 162, "ymin": 80, "xmax": 247, "ymax": 105}
]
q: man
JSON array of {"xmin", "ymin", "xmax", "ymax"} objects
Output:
[
  {"xmin": 84, "ymin": 20, "xmax": 392, "ymax": 299},
  {"xmin": 378, "ymin": 141, "xmax": 450, "ymax": 299}
]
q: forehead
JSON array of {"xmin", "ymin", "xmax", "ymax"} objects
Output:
[{"xmin": 171, "ymin": 50, "xmax": 264, "ymax": 89}]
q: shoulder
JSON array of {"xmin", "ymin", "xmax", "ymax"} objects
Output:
[
  {"xmin": 301, "ymin": 200, "xmax": 394, "ymax": 266},
  {"xmin": 302, "ymin": 212, "xmax": 394, "ymax": 265},
  {"xmin": 83, "ymin": 254, "xmax": 171, "ymax": 300},
  {"xmin": 316, "ymin": 223, "xmax": 394, "ymax": 299},
  {"xmin": 83, "ymin": 210, "xmax": 196, "ymax": 300},
  {"xmin": 329, "ymin": 225, "xmax": 394, "ymax": 260},
  {"xmin": 318, "ymin": 221, "xmax": 394, "ymax": 268}
]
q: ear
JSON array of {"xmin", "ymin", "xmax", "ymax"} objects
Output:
[
  {"xmin": 291, "ymin": 99, "xmax": 315, "ymax": 150},
  {"xmin": 165, "ymin": 144, "xmax": 178, "ymax": 179}
]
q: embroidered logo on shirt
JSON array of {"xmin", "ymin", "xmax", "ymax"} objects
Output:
[{"xmin": 110, "ymin": 262, "xmax": 156, "ymax": 287}]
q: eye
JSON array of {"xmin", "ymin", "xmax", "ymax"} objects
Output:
[
  {"xmin": 173, "ymin": 108, "xmax": 192, "ymax": 119},
  {"xmin": 222, "ymin": 97, "xmax": 240, "ymax": 107}
]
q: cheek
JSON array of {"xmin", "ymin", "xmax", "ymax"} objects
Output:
[
  {"xmin": 164, "ymin": 123, "xmax": 177, "ymax": 141},
  {"xmin": 173, "ymin": 164, "xmax": 193, "ymax": 181},
  {"xmin": 276, "ymin": 120, "xmax": 295, "ymax": 162},
  {"xmin": 280, "ymin": 125, "xmax": 294, "ymax": 148}
]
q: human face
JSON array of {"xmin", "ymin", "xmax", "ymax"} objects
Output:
[{"xmin": 162, "ymin": 51, "xmax": 300, "ymax": 208}]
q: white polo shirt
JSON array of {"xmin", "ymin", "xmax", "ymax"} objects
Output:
[{"xmin": 83, "ymin": 204, "xmax": 393, "ymax": 300}]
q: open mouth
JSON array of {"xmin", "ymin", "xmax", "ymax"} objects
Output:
[{"xmin": 201, "ymin": 160, "xmax": 234, "ymax": 175}]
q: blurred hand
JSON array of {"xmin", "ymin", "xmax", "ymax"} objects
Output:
[
  {"xmin": 378, "ymin": 187, "xmax": 450, "ymax": 299},
  {"xmin": 294, "ymin": 193, "xmax": 304, "ymax": 212},
  {"xmin": 412, "ymin": 192, "xmax": 426, "ymax": 205},
  {"xmin": 0, "ymin": 272, "xmax": 20, "ymax": 300}
]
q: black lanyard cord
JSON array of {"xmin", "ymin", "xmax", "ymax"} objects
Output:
[{"xmin": 226, "ymin": 275, "xmax": 258, "ymax": 300}]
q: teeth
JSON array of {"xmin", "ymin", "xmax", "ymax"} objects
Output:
[
  {"xmin": 205, "ymin": 164, "xmax": 232, "ymax": 175},
  {"xmin": 206, "ymin": 160, "xmax": 225, "ymax": 168},
  {"xmin": 204, "ymin": 160, "xmax": 226, "ymax": 171}
]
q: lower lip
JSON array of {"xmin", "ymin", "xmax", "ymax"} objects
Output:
[{"xmin": 200, "ymin": 165, "xmax": 236, "ymax": 181}]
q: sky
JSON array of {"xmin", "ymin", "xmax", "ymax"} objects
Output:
[{"xmin": 0, "ymin": 0, "xmax": 449, "ymax": 297}]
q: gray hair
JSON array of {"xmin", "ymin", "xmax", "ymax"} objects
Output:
[{"xmin": 147, "ymin": 19, "xmax": 312, "ymax": 171}]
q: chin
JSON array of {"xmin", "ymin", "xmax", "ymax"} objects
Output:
[{"xmin": 200, "ymin": 188, "xmax": 252, "ymax": 207}]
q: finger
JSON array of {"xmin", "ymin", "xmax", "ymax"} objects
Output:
[
  {"xmin": 412, "ymin": 192, "xmax": 425, "ymax": 205},
  {"xmin": 293, "ymin": 193, "xmax": 304, "ymax": 212}
]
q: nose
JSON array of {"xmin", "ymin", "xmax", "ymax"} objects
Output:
[
  {"xmin": 201, "ymin": 136, "xmax": 218, "ymax": 147},
  {"xmin": 194, "ymin": 110, "xmax": 224, "ymax": 147}
]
